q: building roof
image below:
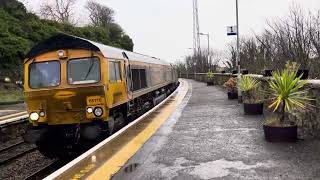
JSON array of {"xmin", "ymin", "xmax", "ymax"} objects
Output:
[{"xmin": 25, "ymin": 33, "xmax": 170, "ymax": 65}]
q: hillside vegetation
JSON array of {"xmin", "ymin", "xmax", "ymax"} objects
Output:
[{"xmin": 0, "ymin": 0, "xmax": 134, "ymax": 80}]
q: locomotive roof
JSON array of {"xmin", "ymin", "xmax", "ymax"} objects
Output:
[{"xmin": 25, "ymin": 33, "xmax": 170, "ymax": 66}]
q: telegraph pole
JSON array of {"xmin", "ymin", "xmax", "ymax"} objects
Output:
[{"xmin": 192, "ymin": 0, "xmax": 200, "ymax": 79}]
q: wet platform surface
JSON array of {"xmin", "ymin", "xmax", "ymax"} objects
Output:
[{"xmin": 113, "ymin": 79, "xmax": 320, "ymax": 180}]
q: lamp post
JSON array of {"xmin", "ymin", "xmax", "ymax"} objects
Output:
[
  {"xmin": 193, "ymin": 62, "xmax": 197, "ymax": 80},
  {"xmin": 199, "ymin": 33, "xmax": 210, "ymax": 70},
  {"xmin": 235, "ymin": 0, "xmax": 241, "ymax": 101}
]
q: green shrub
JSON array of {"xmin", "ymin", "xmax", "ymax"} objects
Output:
[{"xmin": 266, "ymin": 68, "xmax": 313, "ymax": 126}]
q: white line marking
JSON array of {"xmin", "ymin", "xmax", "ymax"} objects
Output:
[
  {"xmin": 0, "ymin": 114, "xmax": 28, "ymax": 126},
  {"xmin": 44, "ymin": 81, "xmax": 184, "ymax": 180}
]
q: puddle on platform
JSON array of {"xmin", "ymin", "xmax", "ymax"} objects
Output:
[
  {"xmin": 190, "ymin": 159, "xmax": 274, "ymax": 179},
  {"xmin": 124, "ymin": 163, "xmax": 140, "ymax": 173}
]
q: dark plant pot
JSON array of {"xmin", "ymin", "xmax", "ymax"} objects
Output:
[
  {"xmin": 297, "ymin": 69, "xmax": 309, "ymax": 79},
  {"xmin": 243, "ymin": 103, "xmax": 263, "ymax": 115},
  {"xmin": 207, "ymin": 81, "xmax": 214, "ymax": 86},
  {"xmin": 221, "ymin": 70, "xmax": 226, "ymax": 73},
  {"xmin": 227, "ymin": 91, "xmax": 238, "ymax": 100},
  {"xmin": 232, "ymin": 70, "xmax": 238, "ymax": 74},
  {"xmin": 263, "ymin": 124, "xmax": 297, "ymax": 142},
  {"xmin": 263, "ymin": 70, "xmax": 273, "ymax": 77},
  {"xmin": 242, "ymin": 69, "xmax": 249, "ymax": 74}
]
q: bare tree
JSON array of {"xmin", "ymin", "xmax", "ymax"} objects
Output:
[
  {"xmin": 40, "ymin": 0, "xmax": 77, "ymax": 24},
  {"xmin": 86, "ymin": 0, "xmax": 114, "ymax": 27}
]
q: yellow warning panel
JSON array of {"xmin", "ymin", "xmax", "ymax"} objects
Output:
[{"xmin": 50, "ymin": 80, "xmax": 188, "ymax": 180}]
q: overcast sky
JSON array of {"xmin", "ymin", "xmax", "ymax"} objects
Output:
[{"xmin": 21, "ymin": 0, "xmax": 320, "ymax": 63}]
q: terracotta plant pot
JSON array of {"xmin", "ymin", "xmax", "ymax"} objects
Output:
[
  {"xmin": 207, "ymin": 81, "xmax": 214, "ymax": 86},
  {"xmin": 263, "ymin": 124, "xmax": 297, "ymax": 142},
  {"xmin": 227, "ymin": 91, "xmax": 238, "ymax": 100},
  {"xmin": 263, "ymin": 70, "xmax": 273, "ymax": 77},
  {"xmin": 243, "ymin": 103, "xmax": 263, "ymax": 115},
  {"xmin": 297, "ymin": 69, "xmax": 309, "ymax": 80}
]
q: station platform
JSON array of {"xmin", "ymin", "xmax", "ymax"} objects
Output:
[
  {"xmin": 113, "ymin": 80, "xmax": 320, "ymax": 179},
  {"xmin": 48, "ymin": 79, "xmax": 320, "ymax": 179},
  {"xmin": 0, "ymin": 103, "xmax": 27, "ymax": 123}
]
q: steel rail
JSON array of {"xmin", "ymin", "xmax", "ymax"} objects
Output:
[
  {"xmin": 24, "ymin": 159, "xmax": 64, "ymax": 180},
  {"xmin": 0, "ymin": 140, "xmax": 25, "ymax": 154},
  {"xmin": 0, "ymin": 145, "xmax": 38, "ymax": 166}
]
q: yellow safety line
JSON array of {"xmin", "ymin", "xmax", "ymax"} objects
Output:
[
  {"xmin": 87, "ymin": 80, "xmax": 188, "ymax": 180},
  {"xmin": 0, "ymin": 111, "xmax": 28, "ymax": 121}
]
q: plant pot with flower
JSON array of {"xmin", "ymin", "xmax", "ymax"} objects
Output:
[
  {"xmin": 206, "ymin": 71, "xmax": 214, "ymax": 86},
  {"xmin": 239, "ymin": 75, "xmax": 263, "ymax": 115},
  {"xmin": 223, "ymin": 77, "xmax": 238, "ymax": 100},
  {"xmin": 263, "ymin": 68, "xmax": 312, "ymax": 142}
]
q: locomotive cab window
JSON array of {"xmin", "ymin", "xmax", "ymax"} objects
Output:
[
  {"xmin": 109, "ymin": 61, "xmax": 122, "ymax": 82},
  {"xmin": 29, "ymin": 61, "xmax": 61, "ymax": 88},
  {"xmin": 67, "ymin": 57, "xmax": 100, "ymax": 85}
]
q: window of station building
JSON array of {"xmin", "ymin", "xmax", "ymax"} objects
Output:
[
  {"xmin": 109, "ymin": 61, "xmax": 122, "ymax": 82},
  {"xmin": 131, "ymin": 68, "xmax": 147, "ymax": 91}
]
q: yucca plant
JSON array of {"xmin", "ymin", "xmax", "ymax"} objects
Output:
[
  {"xmin": 267, "ymin": 68, "xmax": 312, "ymax": 125},
  {"xmin": 239, "ymin": 75, "xmax": 261, "ymax": 104},
  {"xmin": 239, "ymin": 75, "xmax": 260, "ymax": 92},
  {"xmin": 207, "ymin": 71, "xmax": 214, "ymax": 80}
]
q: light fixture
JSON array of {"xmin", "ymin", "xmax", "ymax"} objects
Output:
[
  {"xmin": 57, "ymin": 50, "xmax": 67, "ymax": 59},
  {"xmin": 39, "ymin": 111, "xmax": 45, "ymax": 117},
  {"xmin": 93, "ymin": 107, "xmax": 103, "ymax": 117},
  {"xmin": 87, "ymin": 107, "xmax": 93, "ymax": 114},
  {"xmin": 29, "ymin": 112, "xmax": 39, "ymax": 121}
]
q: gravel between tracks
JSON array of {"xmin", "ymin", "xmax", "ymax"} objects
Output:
[{"xmin": 0, "ymin": 150, "xmax": 54, "ymax": 180}]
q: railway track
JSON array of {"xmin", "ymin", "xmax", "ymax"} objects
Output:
[
  {"xmin": 0, "ymin": 141, "xmax": 37, "ymax": 166},
  {"xmin": 24, "ymin": 159, "xmax": 65, "ymax": 180}
]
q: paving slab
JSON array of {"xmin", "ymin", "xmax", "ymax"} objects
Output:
[{"xmin": 113, "ymin": 79, "xmax": 320, "ymax": 180}]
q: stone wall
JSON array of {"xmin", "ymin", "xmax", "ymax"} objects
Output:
[{"xmin": 180, "ymin": 73, "xmax": 320, "ymax": 139}]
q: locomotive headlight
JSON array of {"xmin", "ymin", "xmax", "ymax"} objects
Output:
[
  {"xmin": 93, "ymin": 107, "xmax": 103, "ymax": 117},
  {"xmin": 87, "ymin": 107, "xmax": 93, "ymax": 113},
  {"xmin": 39, "ymin": 111, "xmax": 45, "ymax": 117},
  {"xmin": 29, "ymin": 112, "xmax": 39, "ymax": 121}
]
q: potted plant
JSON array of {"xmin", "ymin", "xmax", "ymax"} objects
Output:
[
  {"xmin": 263, "ymin": 68, "xmax": 312, "ymax": 142},
  {"xmin": 239, "ymin": 75, "xmax": 263, "ymax": 115},
  {"xmin": 223, "ymin": 78, "xmax": 238, "ymax": 100},
  {"xmin": 206, "ymin": 71, "xmax": 214, "ymax": 86}
]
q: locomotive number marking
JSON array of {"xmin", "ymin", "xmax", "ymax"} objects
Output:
[{"xmin": 87, "ymin": 96, "xmax": 104, "ymax": 105}]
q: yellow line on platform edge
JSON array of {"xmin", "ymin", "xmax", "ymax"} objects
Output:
[{"xmin": 87, "ymin": 80, "xmax": 189, "ymax": 180}]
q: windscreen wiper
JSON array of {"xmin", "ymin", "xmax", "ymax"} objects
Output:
[{"xmin": 84, "ymin": 59, "xmax": 94, "ymax": 80}]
